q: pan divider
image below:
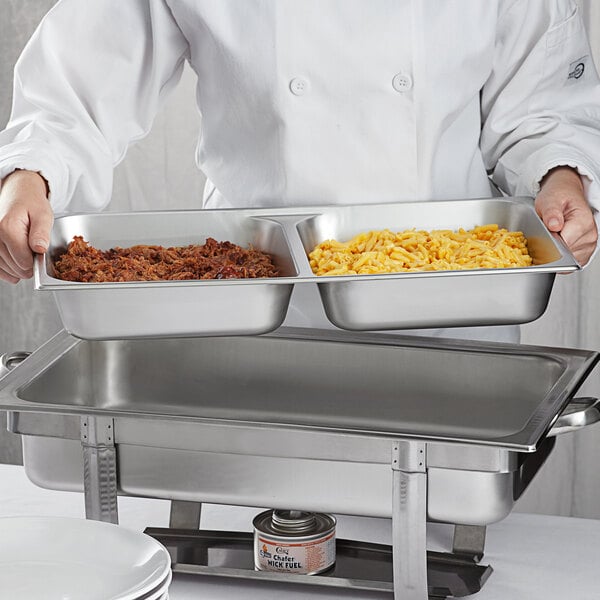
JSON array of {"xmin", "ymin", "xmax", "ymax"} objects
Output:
[{"xmin": 251, "ymin": 214, "xmax": 319, "ymax": 278}]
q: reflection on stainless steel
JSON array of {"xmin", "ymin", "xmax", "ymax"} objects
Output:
[
  {"xmin": 1, "ymin": 328, "xmax": 598, "ymax": 527},
  {"xmin": 34, "ymin": 197, "xmax": 578, "ymax": 339}
]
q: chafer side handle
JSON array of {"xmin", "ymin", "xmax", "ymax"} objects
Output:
[
  {"xmin": 0, "ymin": 351, "xmax": 31, "ymax": 378},
  {"xmin": 548, "ymin": 397, "xmax": 600, "ymax": 437}
]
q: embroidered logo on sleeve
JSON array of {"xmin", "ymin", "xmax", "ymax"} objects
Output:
[{"xmin": 566, "ymin": 56, "xmax": 588, "ymax": 84}]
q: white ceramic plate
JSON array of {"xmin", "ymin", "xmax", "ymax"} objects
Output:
[
  {"xmin": 0, "ymin": 516, "xmax": 171, "ymax": 600},
  {"xmin": 138, "ymin": 570, "xmax": 172, "ymax": 600}
]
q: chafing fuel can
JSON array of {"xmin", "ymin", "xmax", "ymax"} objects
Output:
[{"xmin": 253, "ymin": 509, "xmax": 336, "ymax": 575}]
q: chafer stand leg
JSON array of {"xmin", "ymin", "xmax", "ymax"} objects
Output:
[
  {"xmin": 452, "ymin": 525, "xmax": 487, "ymax": 563},
  {"xmin": 169, "ymin": 501, "xmax": 202, "ymax": 529},
  {"xmin": 80, "ymin": 416, "xmax": 118, "ymax": 524},
  {"xmin": 392, "ymin": 440, "xmax": 428, "ymax": 600}
]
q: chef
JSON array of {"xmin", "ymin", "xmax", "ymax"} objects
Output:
[{"xmin": 0, "ymin": 0, "xmax": 598, "ymax": 340}]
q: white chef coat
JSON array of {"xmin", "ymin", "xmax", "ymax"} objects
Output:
[
  {"xmin": 1, "ymin": 0, "xmax": 600, "ymax": 212},
  {"xmin": 1, "ymin": 0, "xmax": 599, "ymax": 341}
]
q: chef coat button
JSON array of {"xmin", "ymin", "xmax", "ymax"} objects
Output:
[
  {"xmin": 289, "ymin": 77, "xmax": 310, "ymax": 96},
  {"xmin": 392, "ymin": 73, "xmax": 413, "ymax": 93}
]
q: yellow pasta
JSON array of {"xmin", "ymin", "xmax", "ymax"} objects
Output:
[{"xmin": 309, "ymin": 224, "xmax": 532, "ymax": 276}]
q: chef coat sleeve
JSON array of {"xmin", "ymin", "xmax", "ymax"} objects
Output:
[
  {"xmin": 480, "ymin": 0, "xmax": 600, "ymax": 213},
  {"xmin": 0, "ymin": 0, "xmax": 189, "ymax": 213}
]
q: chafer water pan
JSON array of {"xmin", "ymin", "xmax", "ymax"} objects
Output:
[
  {"xmin": 34, "ymin": 198, "xmax": 578, "ymax": 339},
  {"xmin": 1, "ymin": 328, "xmax": 597, "ymax": 525}
]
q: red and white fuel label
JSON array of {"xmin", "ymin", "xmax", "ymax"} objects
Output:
[{"xmin": 255, "ymin": 532, "xmax": 335, "ymax": 574}]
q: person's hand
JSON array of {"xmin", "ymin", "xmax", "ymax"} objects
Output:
[
  {"xmin": 535, "ymin": 166, "xmax": 598, "ymax": 266},
  {"xmin": 0, "ymin": 170, "xmax": 53, "ymax": 283}
]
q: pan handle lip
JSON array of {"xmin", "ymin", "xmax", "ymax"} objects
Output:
[
  {"xmin": 547, "ymin": 397, "xmax": 600, "ymax": 437},
  {"xmin": 550, "ymin": 231, "xmax": 582, "ymax": 270}
]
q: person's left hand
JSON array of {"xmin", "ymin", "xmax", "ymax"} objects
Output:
[{"xmin": 535, "ymin": 166, "xmax": 598, "ymax": 266}]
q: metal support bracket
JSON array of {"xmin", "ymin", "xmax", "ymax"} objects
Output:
[
  {"xmin": 81, "ymin": 416, "xmax": 118, "ymax": 524},
  {"xmin": 452, "ymin": 525, "xmax": 487, "ymax": 563},
  {"xmin": 391, "ymin": 440, "xmax": 428, "ymax": 600},
  {"xmin": 170, "ymin": 500, "xmax": 202, "ymax": 529}
]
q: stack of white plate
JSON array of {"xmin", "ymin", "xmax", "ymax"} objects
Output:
[{"xmin": 0, "ymin": 516, "xmax": 171, "ymax": 599}]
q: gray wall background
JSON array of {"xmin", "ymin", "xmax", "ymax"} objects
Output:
[{"xmin": 1, "ymin": 1, "xmax": 600, "ymax": 518}]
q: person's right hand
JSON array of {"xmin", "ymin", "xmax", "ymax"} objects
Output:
[{"xmin": 0, "ymin": 169, "xmax": 53, "ymax": 284}]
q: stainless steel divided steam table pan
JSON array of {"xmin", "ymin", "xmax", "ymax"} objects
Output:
[
  {"xmin": 34, "ymin": 197, "xmax": 578, "ymax": 339},
  {"xmin": 1, "ymin": 328, "xmax": 597, "ymax": 526}
]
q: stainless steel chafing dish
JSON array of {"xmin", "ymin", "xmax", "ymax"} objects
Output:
[
  {"xmin": 34, "ymin": 197, "xmax": 578, "ymax": 339},
  {"xmin": 1, "ymin": 328, "xmax": 598, "ymax": 598}
]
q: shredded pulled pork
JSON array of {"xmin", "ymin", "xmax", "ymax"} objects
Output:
[{"xmin": 53, "ymin": 236, "xmax": 280, "ymax": 282}]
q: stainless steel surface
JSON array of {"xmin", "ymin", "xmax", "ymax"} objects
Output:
[
  {"xmin": 81, "ymin": 416, "xmax": 118, "ymax": 524},
  {"xmin": 1, "ymin": 328, "xmax": 597, "ymax": 450},
  {"xmin": 1, "ymin": 351, "xmax": 31, "ymax": 373},
  {"xmin": 169, "ymin": 501, "xmax": 202, "ymax": 530},
  {"xmin": 2, "ymin": 327, "xmax": 598, "ymax": 527},
  {"xmin": 9, "ymin": 411, "xmax": 520, "ymax": 469},
  {"xmin": 15, "ymin": 436, "xmax": 518, "ymax": 523},
  {"xmin": 3, "ymin": 328, "xmax": 594, "ymax": 600},
  {"xmin": 8, "ymin": 412, "xmax": 81, "ymax": 440},
  {"xmin": 34, "ymin": 197, "xmax": 579, "ymax": 338},
  {"xmin": 35, "ymin": 210, "xmax": 297, "ymax": 339},
  {"xmin": 296, "ymin": 198, "xmax": 577, "ymax": 330},
  {"xmin": 117, "ymin": 444, "xmax": 522, "ymax": 524},
  {"xmin": 255, "ymin": 510, "xmax": 335, "ymax": 537},
  {"xmin": 452, "ymin": 525, "xmax": 487, "ymax": 561},
  {"xmin": 547, "ymin": 397, "xmax": 600, "ymax": 436},
  {"xmin": 392, "ymin": 441, "xmax": 428, "ymax": 600}
]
